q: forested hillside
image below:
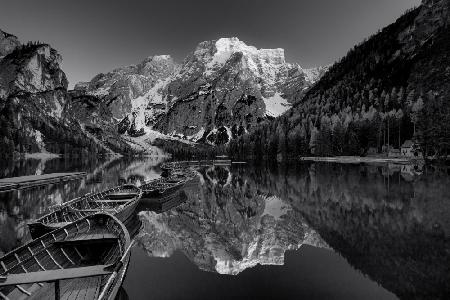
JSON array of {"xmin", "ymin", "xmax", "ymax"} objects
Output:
[
  {"xmin": 229, "ymin": 0, "xmax": 450, "ymax": 161},
  {"xmin": 0, "ymin": 40, "xmax": 134, "ymax": 158}
]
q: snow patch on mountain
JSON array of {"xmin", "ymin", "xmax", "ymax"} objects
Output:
[
  {"xmin": 263, "ymin": 92, "xmax": 291, "ymax": 117},
  {"xmin": 131, "ymin": 77, "xmax": 170, "ymax": 110},
  {"xmin": 187, "ymin": 127, "xmax": 206, "ymax": 142},
  {"xmin": 129, "ymin": 76, "xmax": 173, "ymax": 130},
  {"xmin": 122, "ymin": 130, "xmax": 169, "ymax": 156}
]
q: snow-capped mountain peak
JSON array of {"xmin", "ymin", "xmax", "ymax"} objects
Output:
[
  {"xmin": 194, "ymin": 37, "xmax": 287, "ymax": 82},
  {"xmin": 75, "ymin": 37, "xmax": 328, "ymax": 144},
  {"xmin": 202, "ymin": 37, "xmax": 285, "ymax": 75}
]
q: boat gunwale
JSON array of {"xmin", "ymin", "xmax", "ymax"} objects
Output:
[
  {"xmin": 1, "ymin": 212, "xmax": 130, "ymax": 281},
  {"xmin": 31, "ymin": 185, "xmax": 142, "ymax": 226}
]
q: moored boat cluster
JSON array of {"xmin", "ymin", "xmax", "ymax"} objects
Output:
[{"xmin": 0, "ymin": 164, "xmax": 197, "ymax": 300}]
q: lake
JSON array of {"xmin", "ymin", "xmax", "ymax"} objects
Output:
[{"xmin": 0, "ymin": 157, "xmax": 449, "ymax": 299}]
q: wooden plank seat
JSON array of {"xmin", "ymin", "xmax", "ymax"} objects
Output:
[
  {"xmin": 48, "ymin": 222, "xmax": 72, "ymax": 228},
  {"xmin": 106, "ymin": 193, "xmax": 139, "ymax": 200},
  {"xmin": 22, "ymin": 276, "xmax": 102, "ymax": 300},
  {"xmin": 55, "ymin": 233, "xmax": 118, "ymax": 245},
  {"xmin": 71, "ymin": 209, "xmax": 117, "ymax": 213},
  {"xmin": 27, "ymin": 221, "xmax": 72, "ymax": 229},
  {"xmin": 0, "ymin": 265, "xmax": 113, "ymax": 287},
  {"xmin": 94, "ymin": 200, "xmax": 131, "ymax": 203}
]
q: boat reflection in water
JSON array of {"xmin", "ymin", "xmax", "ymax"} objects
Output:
[
  {"xmin": 0, "ymin": 157, "xmax": 164, "ymax": 256},
  {"xmin": 136, "ymin": 162, "xmax": 450, "ymax": 299}
]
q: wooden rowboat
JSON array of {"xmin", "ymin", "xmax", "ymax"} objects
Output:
[
  {"xmin": 28, "ymin": 185, "xmax": 142, "ymax": 239},
  {"xmin": 139, "ymin": 190, "xmax": 188, "ymax": 213},
  {"xmin": 0, "ymin": 213, "xmax": 131, "ymax": 300},
  {"xmin": 140, "ymin": 177, "xmax": 187, "ymax": 198},
  {"xmin": 104, "ymin": 185, "xmax": 140, "ymax": 200}
]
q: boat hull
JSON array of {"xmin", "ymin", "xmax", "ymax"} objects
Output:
[
  {"xmin": 28, "ymin": 221, "xmax": 70, "ymax": 240},
  {"xmin": 28, "ymin": 198, "xmax": 140, "ymax": 239},
  {"xmin": 1, "ymin": 213, "xmax": 131, "ymax": 300},
  {"xmin": 139, "ymin": 190, "xmax": 188, "ymax": 212},
  {"xmin": 103, "ymin": 251, "xmax": 131, "ymax": 300},
  {"xmin": 141, "ymin": 180, "xmax": 187, "ymax": 199}
]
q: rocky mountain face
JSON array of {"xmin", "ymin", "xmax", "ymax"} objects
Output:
[
  {"xmin": 136, "ymin": 165, "xmax": 328, "ymax": 275},
  {"xmin": 400, "ymin": 0, "xmax": 450, "ymax": 54},
  {"xmin": 0, "ymin": 31, "xmax": 133, "ymax": 158},
  {"xmin": 75, "ymin": 55, "xmax": 179, "ymax": 134},
  {"xmin": 229, "ymin": 0, "xmax": 450, "ymax": 160},
  {"xmin": 0, "ymin": 30, "xmax": 20, "ymax": 58},
  {"xmin": 0, "ymin": 43, "xmax": 68, "ymax": 115},
  {"xmin": 79, "ymin": 38, "xmax": 326, "ymax": 145},
  {"xmin": 156, "ymin": 38, "xmax": 326, "ymax": 145}
]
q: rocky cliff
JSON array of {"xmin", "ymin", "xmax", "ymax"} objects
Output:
[
  {"xmin": 0, "ymin": 32, "xmax": 133, "ymax": 157},
  {"xmin": 75, "ymin": 55, "xmax": 179, "ymax": 134},
  {"xmin": 0, "ymin": 30, "xmax": 20, "ymax": 58},
  {"xmin": 399, "ymin": 0, "xmax": 450, "ymax": 54},
  {"xmin": 0, "ymin": 34, "xmax": 327, "ymax": 156},
  {"xmin": 78, "ymin": 38, "xmax": 326, "ymax": 145},
  {"xmin": 156, "ymin": 38, "xmax": 326, "ymax": 145},
  {"xmin": 0, "ymin": 43, "xmax": 68, "ymax": 116}
]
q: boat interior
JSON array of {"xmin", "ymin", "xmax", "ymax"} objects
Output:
[{"xmin": 0, "ymin": 214, "xmax": 128, "ymax": 300}]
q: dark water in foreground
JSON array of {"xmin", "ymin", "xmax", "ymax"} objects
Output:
[{"xmin": 0, "ymin": 157, "xmax": 449, "ymax": 299}]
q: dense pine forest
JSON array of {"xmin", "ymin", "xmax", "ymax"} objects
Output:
[
  {"xmin": 0, "ymin": 95, "xmax": 105, "ymax": 158},
  {"xmin": 228, "ymin": 6, "xmax": 450, "ymax": 161}
]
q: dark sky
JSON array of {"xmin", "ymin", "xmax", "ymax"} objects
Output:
[{"xmin": 1, "ymin": 0, "xmax": 420, "ymax": 87}]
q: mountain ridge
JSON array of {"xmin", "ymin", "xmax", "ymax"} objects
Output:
[
  {"xmin": 228, "ymin": 0, "xmax": 450, "ymax": 161},
  {"xmin": 4, "ymin": 0, "xmax": 443, "ymax": 159},
  {"xmin": 78, "ymin": 37, "xmax": 326, "ymax": 145},
  {"xmin": 0, "ymin": 31, "xmax": 326, "ymax": 157},
  {"xmin": 0, "ymin": 37, "xmax": 135, "ymax": 158}
]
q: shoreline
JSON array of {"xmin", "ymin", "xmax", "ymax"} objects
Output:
[{"xmin": 300, "ymin": 156, "xmax": 423, "ymax": 164}]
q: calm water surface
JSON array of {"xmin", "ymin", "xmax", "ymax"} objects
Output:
[{"xmin": 0, "ymin": 157, "xmax": 449, "ymax": 299}]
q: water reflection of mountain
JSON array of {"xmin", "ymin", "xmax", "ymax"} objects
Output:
[
  {"xmin": 239, "ymin": 163, "xmax": 450, "ymax": 300},
  {"xmin": 1, "ymin": 158, "xmax": 448, "ymax": 299},
  {"xmin": 137, "ymin": 165, "xmax": 329, "ymax": 275},
  {"xmin": 0, "ymin": 156, "xmax": 164, "ymax": 254},
  {"xmin": 137, "ymin": 162, "xmax": 449, "ymax": 298}
]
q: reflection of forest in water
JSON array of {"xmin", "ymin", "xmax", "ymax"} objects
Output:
[
  {"xmin": 0, "ymin": 158, "xmax": 449, "ymax": 299},
  {"xmin": 138, "ymin": 162, "xmax": 449, "ymax": 299},
  {"xmin": 233, "ymin": 162, "xmax": 450, "ymax": 300},
  {"xmin": 0, "ymin": 156, "xmax": 165, "ymax": 254}
]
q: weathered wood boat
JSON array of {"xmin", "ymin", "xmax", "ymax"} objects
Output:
[
  {"xmin": 123, "ymin": 213, "xmax": 142, "ymax": 241},
  {"xmin": 160, "ymin": 162, "xmax": 195, "ymax": 178},
  {"xmin": 104, "ymin": 184, "xmax": 140, "ymax": 200},
  {"xmin": 139, "ymin": 177, "xmax": 187, "ymax": 199},
  {"xmin": 139, "ymin": 190, "xmax": 188, "ymax": 213},
  {"xmin": 28, "ymin": 185, "xmax": 142, "ymax": 239},
  {"xmin": 0, "ymin": 213, "xmax": 132, "ymax": 300}
]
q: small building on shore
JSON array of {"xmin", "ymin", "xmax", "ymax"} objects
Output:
[
  {"xmin": 401, "ymin": 140, "xmax": 421, "ymax": 158},
  {"xmin": 367, "ymin": 147, "xmax": 378, "ymax": 156},
  {"xmin": 388, "ymin": 148, "xmax": 401, "ymax": 158}
]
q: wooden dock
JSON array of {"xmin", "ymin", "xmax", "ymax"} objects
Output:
[{"xmin": 0, "ymin": 172, "xmax": 87, "ymax": 192}]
